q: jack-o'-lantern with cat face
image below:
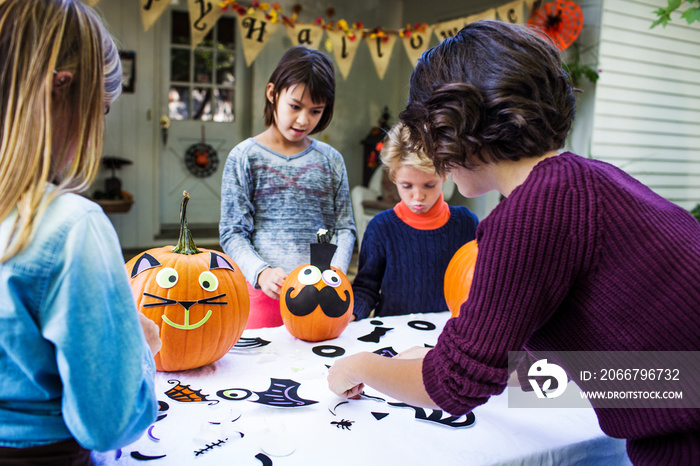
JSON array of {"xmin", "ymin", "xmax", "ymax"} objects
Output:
[
  {"xmin": 125, "ymin": 192, "xmax": 249, "ymax": 372},
  {"xmin": 280, "ymin": 230, "xmax": 354, "ymax": 342}
]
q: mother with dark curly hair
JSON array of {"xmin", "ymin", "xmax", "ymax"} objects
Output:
[{"xmin": 328, "ymin": 20, "xmax": 700, "ymax": 465}]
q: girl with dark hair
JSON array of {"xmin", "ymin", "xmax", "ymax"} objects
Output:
[
  {"xmin": 328, "ymin": 21, "xmax": 699, "ymax": 465},
  {"xmin": 220, "ymin": 46, "xmax": 355, "ymax": 329}
]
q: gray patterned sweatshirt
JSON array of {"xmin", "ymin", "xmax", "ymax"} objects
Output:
[{"xmin": 219, "ymin": 138, "xmax": 356, "ymax": 287}]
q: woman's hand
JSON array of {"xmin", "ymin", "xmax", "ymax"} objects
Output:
[
  {"xmin": 258, "ymin": 267, "xmax": 287, "ymax": 300},
  {"xmin": 328, "ymin": 353, "xmax": 368, "ymax": 398}
]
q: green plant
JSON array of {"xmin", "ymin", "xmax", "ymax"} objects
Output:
[
  {"xmin": 564, "ymin": 42, "xmax": 600, "ymax": 87},
  {"xmin": 652, "ymin": 0, "xmax": 700, "ymax": 28},
  {"xmin": 690, "ymin": 203, "xmax": 700, "ymax": 222}
]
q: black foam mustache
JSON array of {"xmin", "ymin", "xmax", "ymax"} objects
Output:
[{"xmin": 284, "ymin": 285, "xmax": 351, "ymax": 318}]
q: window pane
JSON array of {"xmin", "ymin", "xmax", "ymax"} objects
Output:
[
  {"xmin": 194, "ymin": 50, "xmax": 213, "ymax": 84},
  {"xmin": 216, "ymin": 52, "xmax": 235, "ymax": 86},
  {"xmin": 214, "ymin": 89, "xmax": 234, "ymax": 123},
  {"xmin": 217, "ymin": 17, "xmax": 235, "ymax": 49},
  {"xmin": 171, "ymin": 11, "xmax": 189, "ymax": 45},
  {"xmin": 192, "ymin": 87, "xmax": 213, "ymax": 121},
  {"xmin": 168, "ymin": 86, "xmax": 189, "ymax": 120},
  {"xmin": 170, "ymin": 48, "xmax": 190, "ymax": 82}
]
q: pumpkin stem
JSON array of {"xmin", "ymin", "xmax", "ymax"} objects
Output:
[{"xmin": 172, "ymin": 190, "xmax": 201, "ymax": 255}]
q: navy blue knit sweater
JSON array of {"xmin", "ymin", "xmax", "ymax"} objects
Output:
[{"xmin": 352, "ymin": 206, "xmax": 478, "ymax": 320}]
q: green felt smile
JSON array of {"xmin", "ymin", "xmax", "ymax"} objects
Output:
[{"xmin": 162, "ymin": 309, "xmax": 213, "ymax": 330}]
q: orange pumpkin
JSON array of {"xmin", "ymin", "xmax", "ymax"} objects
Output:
[
  {"xmin": 443, "ymin": 240, "xmax": 479, "ymax": 317},
  {"xmin": 280, "ymin": 231, "xmax": 354, "ymax": 342},
  {"xmin": 125, "ymin": 191, "xmax": 249, "ymax": 371}
]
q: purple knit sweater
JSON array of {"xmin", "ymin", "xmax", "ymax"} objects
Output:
[{"xmin": 422, "ymin": 153, "xmax": 700, "ymax": 464}]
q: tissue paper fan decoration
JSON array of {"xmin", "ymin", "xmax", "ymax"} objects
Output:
[{"xmin": 526, "ymin": 0, "xmax": 583, "ymax": 51}]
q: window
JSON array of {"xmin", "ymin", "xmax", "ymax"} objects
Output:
[{"xmin": 169, "ymin": 11, "xmax": 235, "ymax": 122}]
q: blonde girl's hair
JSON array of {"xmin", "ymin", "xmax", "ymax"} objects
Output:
[
  {"xmin": 0, "ymin": 0, "xmax": 121, "ymax": 262},
  {"xmin": 380, "ymin": 123, "xmax": 439, "ymax": 182}
]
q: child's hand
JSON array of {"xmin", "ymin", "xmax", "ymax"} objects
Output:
[
  {"xmin": 258, "ymin": 267, "xmax": 287, "ymax": 300},
  {"xmin": 138, "ymin": 313, "xmax": 162, "ymax": 356}
]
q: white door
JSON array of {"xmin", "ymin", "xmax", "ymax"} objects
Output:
[{"xmin": 158, "ymin": 9, "xmax": 245, "ymax": 237}]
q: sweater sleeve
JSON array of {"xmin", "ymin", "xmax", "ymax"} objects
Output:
[
  {"xmin": 422, "ymin": 165, "xmax": 591, "ymax": 415},
  {"xmin": 328, "ymin": 146, "xmax": 356, "ymax": 274},
  {"xmin": 219, "ymin": 143, "xmax": 268, "ymax": 286},
  {"xmin": 351, "ymin": 216, "xmax": 386, "ymax": 320}
]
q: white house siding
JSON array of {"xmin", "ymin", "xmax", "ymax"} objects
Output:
[{"xmin": 592, "ymin": 0, "xmax": 700, "ymax": 210}]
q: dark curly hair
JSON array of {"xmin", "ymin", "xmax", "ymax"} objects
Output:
[
  {"xmin": 399, "ymin": 20, "xmax": 576, "ymax": 172},
  {"xmin": 264, "ymin": 45, "xmax": 335, "ymax": 134}
]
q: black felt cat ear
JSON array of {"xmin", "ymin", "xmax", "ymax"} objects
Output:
[
  {"xmin": 130, "ymin": 253, "xmax": 161, "ymax": 278},
  {"xmin": 210, "ymin": 252, "xmax": 235, "ymax": 271}
]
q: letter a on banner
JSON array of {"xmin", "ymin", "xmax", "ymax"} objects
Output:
[
  {"xmin": 237, "ymin": 10, "xmax": 281, "ymax": 66},
  {"xmin": 141, "ymin": 0, "xmax": 172, "ymax": 32},
  {"xmin": 401, "ymin": 26, "xmax": 433, "ymax": 65},
  {"xmin": 326, "ymin": 29, "xmax": 362, "ymax": 80},
  {"xmin": 188, "ymin": 0, "xmax": 225, "ymax": 48},
  {"xmin": 285, "ymin": 23, "xmax": 325, "ymax": 49},
  {"xmin": 366, "ymin": 34, "xmax": 397, "ymax": 80}
]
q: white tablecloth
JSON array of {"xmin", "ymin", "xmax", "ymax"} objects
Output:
[{"xmin": 93, "ymin": 312, "xmax": 631, "ymax": 465}]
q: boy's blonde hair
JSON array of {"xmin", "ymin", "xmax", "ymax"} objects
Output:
[
  {"xmin": 380, "ymin": 123, "xmax": 439, "ymax": 182},
  {"xmin": 0, "ymin": 0, "xmax": 121, "ymax": 261}
]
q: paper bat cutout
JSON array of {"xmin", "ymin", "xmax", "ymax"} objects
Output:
[
  {"xmin": 388, "ymin": 402, "xmax": 476, "ymax": 428},
  {"xmin": 218, "ymin": 378, "xmax": 318, "ymax": 407}
]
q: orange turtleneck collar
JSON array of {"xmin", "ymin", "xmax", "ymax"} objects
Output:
[{"xmin": 393, "ymin": 193, "xmax": 450, "ymax": 230}]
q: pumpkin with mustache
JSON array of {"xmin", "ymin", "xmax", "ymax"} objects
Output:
[{"xmin": 280, "ymin": 231, "xmax": 354, "ymax": 342}]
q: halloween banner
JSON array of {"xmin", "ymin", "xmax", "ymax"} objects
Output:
[
  {"xmin": 326, "ymin": 28, "xmax": 363, "ymax": 80},
  {"xmin": 496, "ymin": 0, "xmax": 526, "ymax": 24},
  {"xmin": 400, "ymin": 24, "xmax": 433, "ymax": 66},
  {"xmin": 90, "ymin": 0, "xmax": 581, "ymax": 77},
  {"xmin": 365, "ymin": 32, "xmax": 397, "ymax": 80},
  {"xmin": 140, "ymin": 0, "xmax": 172, "ymax": 32},
  {"xmin": 285, "ymin": 22, "xmax": 325, "ymax": 49},
  {"xmin": 236, "ymin": 8, "xmax": 282, "ymax": 66},
  {"xmin": 188, "ymin": 0, "xmax": 225, "ymax": 49}
]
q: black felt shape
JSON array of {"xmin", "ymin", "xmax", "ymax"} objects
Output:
[
  {"xmin": 284, "ymin": 286, "xmax": 351, "ymax": 318},
  {"xmin": 388, "ymin": 402, "xmax": 476, "ymax": 428},
  {"xmin": 407, "ymin": 320, "xmax": 437, "ymax": 331},
  {"xmin": 130, "ymin": 451, "xmax": 167, "ymax": 461},
  {"xmin": 252, "ymin": 378, "xmax": 318, "ymax": 407},
  {"xmin": 210, "ymin": 252, "xmax": 234, "ymax": 270},
  {"xmin": 357, "ymin": 326, "xmax": 393, "ymax": 343},
  {"xmin": 130, "ymin": 252, "xmax": 161, "ymax": 278},
  {"xmin": 373, "ymin": 347, "xmax": 398, "ymax": 358},
  {"xmin": 312, "ymin": 345, "xmax": 346, "ymax": 358},
  {"xmin": 371, "ymin": 412, "xmax": 389, "ymax": 420},
  {"xmin": 255, "ymin": 452, "xmax": 273, "ymax": 466},
  {"xmin": 234, "ymin": 336, "xmax": 272, "ymax": 348},
  {"xmin": 310, "ymin": 242, "xmax": 337, "ymax": 271},
  {"xmin": 370, "ymin": 320, "xmax": 383, "ymax": 325}
]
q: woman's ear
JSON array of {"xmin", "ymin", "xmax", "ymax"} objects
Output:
[
  {"xmin": 265, "ymin": 82, "xmax": 275, "ymax": 104},
  {"xmin": 52, "ymin": 71, "xmax": 73, "ymax": 97}
]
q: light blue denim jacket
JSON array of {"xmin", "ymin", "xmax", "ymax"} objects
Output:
[{"xmin": 0, "ymin": 187, "xmax": 157, "ymax": 451}]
